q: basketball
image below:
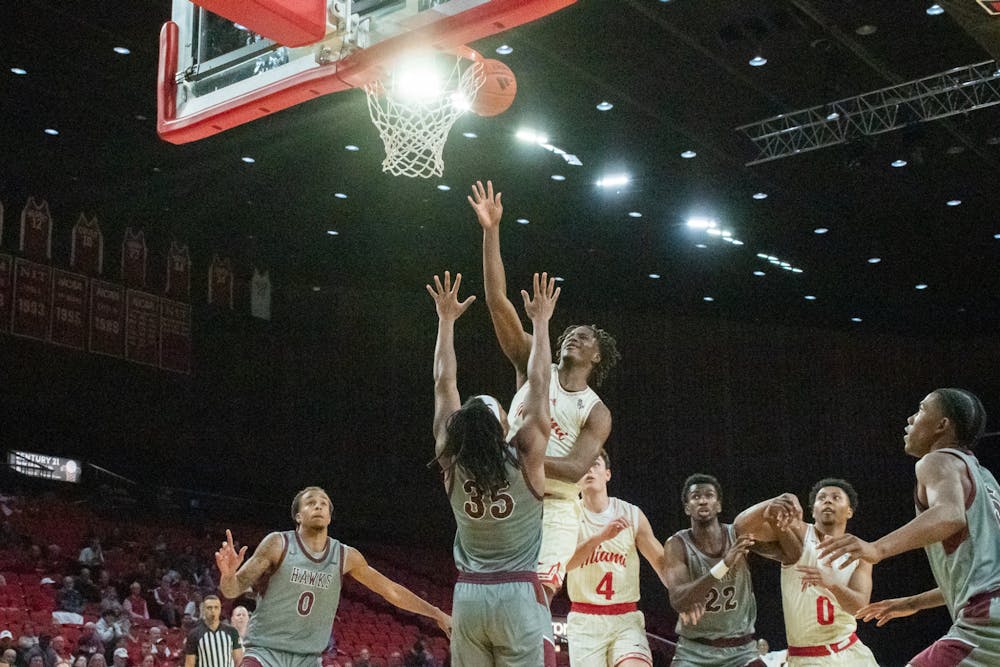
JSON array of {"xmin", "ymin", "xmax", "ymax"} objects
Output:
[{"xmin": 471, "ymin": 59, "xmax": 517, "ymax": 117}]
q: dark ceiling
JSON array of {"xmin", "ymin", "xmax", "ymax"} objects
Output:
[{"xmin": 4, "ymin": 0, "xmax": 1000, "ymax": 336}]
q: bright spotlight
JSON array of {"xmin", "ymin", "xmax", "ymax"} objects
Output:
[
  {"xmin": 686, "ymin": 217, "xmax": 717, "ymax": 230},
  {"xmin": 596, "ymin": 174, "xmax": 630, "ymax": 188},
  {"xmin": 393, "ymin": 58, "xmax": 446, "ymax": 102}
]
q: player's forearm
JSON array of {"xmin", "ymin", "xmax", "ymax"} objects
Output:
[
  {"xmin": 826, "ymin": 583, "xmax": 870, "ymax": 616},
  {"xmin": 872, "ymin": 505, "xmax": 966, "ymax": 562},
  {"xmin": 521, "ymin": 316, "xmax": 552, "ymax": 422},
  {"xmin": 567, "ymin": 533, "xmax": 608, "ymax": 571},
  {"xmin": 481, "ymin": 227, "xmax": 508, "ymax": 306},
  {"xmin": 910, "ymin": 587, "xmax": 945, "ymax": 610},
  {"xmin": 382, "ymin": 584, "xmax": 448, "ymax": 626},
  {"xmin": 433, "ymin": 319, "xmax": 457, "ymax": 384},
  {"xmin": 544, "ymin": 454, "xmax": 589, "ymax": 483},
  {"xmin": 218, "ymin": 573, "xmax": 249, "ymax": 599},
  {"xmin": 668, "ymin": 574, "xmax": 717, "ymax": 613}
]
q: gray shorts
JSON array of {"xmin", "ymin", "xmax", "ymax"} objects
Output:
[
  {"xmin": 242, "ymin": 646, "xmax": 321, "ymax": 667},
  {"xmin": 671, "ymin": 636, "xmax": 761, "ymax": 667}
]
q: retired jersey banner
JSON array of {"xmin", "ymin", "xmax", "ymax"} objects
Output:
[
  {"xmin": 165, "ymin": 242, "xmax": 191, "ymax": 300},
  {"xmin": 19, "ymin": 198, "xmax": 52, "ymax": 261},
  {"xmin": 12, "ymin": 258, "xmax": 51, "ymax": 341},
  {"xmin": 121, "ymin": 228, "xmax": 147, "ymax": 287},
  {"xmin": 50, "ymin": 270, "xmax": 88, "ymax": 350},
  {"xmin": 0, "ymin": 254, "xmax": 12, "ymax": 333},
  {"xmin": 70, "ymin": 215, "xmax": 104, "ymax": 276},
  {"xmin": 159, "ymin": 298, "xmax": 191, "ymax": 374},
  {"xmin": 89, "ymin": 280, "xmax": 125, "ymax": 358},
  {"xmin": 125, "ymin": 289, "xmax": 159, "ymax": 367}
]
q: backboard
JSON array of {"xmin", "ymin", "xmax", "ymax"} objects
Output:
[{"xmin": 157, "ymin": 0, "xmax": 577, "ymax": 144}]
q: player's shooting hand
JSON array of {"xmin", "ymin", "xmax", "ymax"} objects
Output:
[
  {"xmin": 600, "ymin": 516, "xmax": 631, "ymax": 542},
  {"xmin": 467, "ymin": 180, "xmax": 503, "ymax": 229},
  {"xmin": 764, "ymin": 493, "xmax": 802, "ymax": 532},
  {"xmin": 679, "ymin": 602, "xmax": 705, "ymax": 626},
  {"xmin": 817, "ymin": 533, "xmax": 881, "ymax": 568},
  {"xmin": 426, "ymin": 271, "xmax": 476, "ymax": 322},
  {"xmin": 723, "ymin": 533, "xmax": 755, "ymax": 568},
  {"xmin": 214, "ymin": 529, "xmax": 247, "ymax": 577},
  {"xmin": 520, "ymin": 272, "xmax": 560, "ymax": 322},
  {"xmin": 855, "ymin": 597, "xmax": 919, "ymax": 627},
  {"xmin": 796, "ymin": 564, "xmax": 833, "ymax": 591}
]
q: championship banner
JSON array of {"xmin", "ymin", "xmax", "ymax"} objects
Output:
[
  {"xmin": 121, "ymin": 227, "xmax": 147, "ymax": 287},
  {"xmin": 165, "ymin": 242, "xmax": 191, "ymax": 300},
  {"xmin": 19, "ymin": 197, "xmax": 52, "ymax": 261},
  {"xmin": 50, "ymin": 269, "xmax": 88, "ymax": 350},
  {"xmin": 207, "ymin": 255, "xmax": 234, "ymax": 308},
  {"xmin": 12, "ymin": 258, "xmax": 51, "ymax": 341},
  {"xmin": 0, "ymin": 254, "xmax": 12, "ymax": 334},
  {"xmin": 70, "ymin": 214, "xmax": 104, "ymax": 276},
  {"xmin": 125, "ymin": 289, "xmax": 159, "ymax": 367},
  {"xmin": 89, "ymin": 279, "xmax": 125, "ymax": 358},
  {"xmin": 159, "ymin": 298, "xmax": 192, "ymax": 374}
]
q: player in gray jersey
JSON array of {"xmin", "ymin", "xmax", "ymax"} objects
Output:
[
  {"xmin": 820, "ymin": 388, "xmax": 1000, "ymax": 667},
  {"xmin": 663, "ymin": 474, "xmax": 803, "ymax": 667},
  {"xmin": 428, "ymin": 270, "xmax": 557, "ymax": 666},
  {"xmin": 215, "ymin": 487, "xmax": 450, "ymax": 667}
]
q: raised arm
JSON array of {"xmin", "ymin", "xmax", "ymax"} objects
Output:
[
  {"xmin": 426, "ymin": 271, "xmax": 476, "ymax": 457},
  {"xmin": 818, "ymin": 452, "xmax": 968, "ymax": 567},
  {"xmin": 215, "ymin": 530, "xmax": 283, "ymax": 599},
  {"xmin": 344, "ymin": 546, "xmax": 451, "ymax": 636},
  {"xmin": 544, "ymin": 405, "xmax": 612, "ymax": 483},
  {"xmin": 567, "ymin": 516, "xmax": 629, "ymax": 572},
  {"xmin": 469, "ymin": 180, "xmax": 531, "ymax": 381},
  {"xmin": 634, "ymin": 511, "xmax": 669, "ymax": 590},
  {"xmin": 516, "ymin": 272, "xmax": 559, "ymax": 488},
  {"xmin": 734, "ymin": 493, "xmax": 805, "ymax": 565},
  {"xmin": 662, "ymin": 532, "xmax": 755, "ymax": 613},
  {"xmin": 856, "ymin": 588, "xmax": 945, "ymax": 627}
]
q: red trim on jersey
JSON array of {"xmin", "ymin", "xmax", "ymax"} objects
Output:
[
  {"xmin": 910, "ymin": 638, "xmax": 975, "ymax": 667},
  {"xmin": 294, "ymin": 530, "xmax": 330, "ymax": 564},
  {"xmin": 255, "ymin": 533, "xmax": 288, "ymax": 598},
  {"xmin": 688, "ymin": 634, "xmax": 755, "ymax": 648},
  {"xmin": 788, "ymin": 632, "xmax": 858, "ymax": 656},
  {"xmin": 570, "ymin": 602, "xmax": 637, "ymax": 615},
  {"xmin": 962, "ymin": 587, "xmax": 1000, "ymax": 619},
  {"xmin": 614, "ymin": 652, "xmax": 652, "ymax": 667},
  {"xmin": 239, "ymin": 656, "xmax": 265, "ymax": 667},
  {"xmin": 457, "ymin": 570, "xmax": 546, "ymax": 605},
  {"xmin": 521, "ymin": 460, "xmax": 544, "ymax": 501},
  {"xmin": 916, "ymin": 450, "xmax": 976, "ymax": 554}
]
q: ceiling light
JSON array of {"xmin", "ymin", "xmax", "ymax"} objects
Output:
[
  {"xmin": 703, "ymin": 296, "xmax": 715, "ymax": 302},
  {"xmin": 551, "ymin": 174, "xmax": 566, "ymax": 181},
  {"xmin": 752, "ymin": 192, "xmax": 768, "ymax": 200},
  {"xmin": 516, "ymin": 128, "xmax": 548, "ymax": 144},
  {"xmin": 394, "ymin": 58, "xmax": 448, "ymax": 102},
  {"xmin": 10, "ymin": 67, "xmax": 27, "ymax": 75},
  {"xmin": 135, "ymin": 114, "xmax": 147, "ymax": 120},
  {"xmin": 437, "ymin": 184, "xmax": 451, "ymax": 191},
  {"xmin": 462, "ymin": 132, "xmax": 477, "ymax": 139},
  {"xmin": 596, "ymin": 174, "xmax": 629, "ymax": 188},
  {"xmin": 946, "ymin": 199, "xmax": 962, "ymax": 206},
  {"xmin": 311, "ymin": 286, "xmax": 321, "ymax": 292},
  {"xmin": 596, "ymin": 101, "xmax": 614, "ymax": 111},
  {"xmin": 994, "ymin": 233, "xmax": 1000, "ymax": 239},
  {"xmin": 946, "ymin": 145, "xmax": 965, "ymax": 155},
  {"xmin": 926, "ymin": 4, "xmax": 944, "ymax": 15},
  {"xmin": 241, "ymin": 156, "xmax": 255, "ymax": 163},
  {"xmin": 628, "ymin": 211, "xmax": 642, "ymax": 218},
  {"xmin": 326, "ymin": 230, "xmax": 339, "ymax": 235},
  {"xmin": 334, "ymin": 192, "xmax": 348, "ymax": 199},
  {"xmin": 345, "ymin": 144, "xmax": 359, "ymax": 151},
  {"xmin": 826, "ymin": 111, "xmax": 840, "ymax": 121},
  {"xmin": 707, "ymin": 228, "xmax": 722, "ymax": 236},
  {"xmin": 814, "ymin": 227, "xmax": 829, "ymax": 234},
  {"xmin": 680, "ymin": 150, "xmax": 697, "ymax": 159},
  {"xmin": 867, "ymin": 257, "xmax": 881, "ymax": 264},
  {"xmin": 915, "ymin": 283, "xmax": 928, "ymax": 290},
  {"xmin": 516, "ymin": 218, "xmax": 529, "ymax": 225},
  {"xmin": 113, "ymin": 47, "xmax": 131, "ymax": 55},
  {"xmin": 753, "ymin": 270, "xmax": 766, "ymax": 276},
  {"xmin": 648, "ymin": 273, "xmax": 661, "ymax": 279},
  {"xmin": 686, "ymin": 217, "xmax": 717, "ymax": 229},
  {"xmin": 855, "ymin": 25, "xmax": 877, "ymax": 36},
  {"xmin": 554, "ymin": 277, "xmax": 564, "ymax": 282},
  {"xmin": 730, "ymin": 239, "xmax": 744, "ymax": 245},
  {"xmin": 891, "ymin": 159, "xmax": 907, "ymax": 168},
  {"xmin": 791, "ymin": 267, "xmax": 804, "ymax": 273},
  {"xmin": 495, "ymin": 44, "xmax": 513, "ymax": 55},
  {"xmin": 43, "ymin": 128, "xmax": 59, "ymax": 136},
  {"xmin": 851, "ymin": 317, "xmax": 863, "ymax": 323},
  {"xmin": 987, "ymin": 137, "xmax": 1000, "ymax": 145},
  {"xmin": 748, "ymin": 56, "xmax": 768, "ymax": 67},
  {"xmin": 804, "ymin": 295, "xmax": 817, "ymax": 301},
  {"xmin": 695, "ymin": 243, "xmax": 708, "ymax": 249}
]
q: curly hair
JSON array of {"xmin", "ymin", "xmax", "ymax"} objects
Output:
[
  {"xmin": 437, "ymin": 397, "xmax": 518, "ymax": 492},
  {"xmin": 557, "ymin": 324, "xmax": 621, "ymax": 387},
  {"xmin": 808, "ymin": 478, "xmax": 858, "ymax": 512},
  {"xmin": 681, "ymin": 473, "xmax": 722, "ymax": 503}
]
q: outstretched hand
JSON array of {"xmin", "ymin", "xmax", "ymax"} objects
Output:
[
  {"xmin": 215, "ymin": 529, "xmax": 247, "ymax": 578},
  {"xmin": 764, "ymin": 493, "xmax": 803, "ymax": 532},
  {"xmin": 679, "ymin": 602, "xmax": 706, "ymax": 627},
  {"xmin": 855, "ymin": 597, "xmax": 919, "ymax": 627},
  {"xmin": 467, "ymin": 180, "xmax": 503, "ymax": 230},
  {"xmin": 520, "ymin": 272, "xmax": 560, "ymax": 321},
  {"xmin": 723, "ymin": 533, "xmax": 755, "ymax": 568},
  {"xmin": 817, "ymin": 533, "xmax": 881, "ymax": 568},
  {"xmin": 426, "ymin": 271, "xmax": 476, "ymax": 322}
]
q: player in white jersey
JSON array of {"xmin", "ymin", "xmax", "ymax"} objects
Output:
[
  {"xmin": 470, "ymin": 180, "xmax": 621, "ymax": 601},
  {"xmin": 741, "ymin": 479, "xmax": 878, "ymax": 666},
  {"xmin": 565, "ymin": 450, "xmax": 667, "ymax": 667},
  {"xmin": 821, "ymin": 388, "xmax": 1000, "ymax": 667}
]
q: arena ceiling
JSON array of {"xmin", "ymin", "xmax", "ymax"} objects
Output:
[{"xmin": 4, "ymin": 0, "xmax": 1000, "ymax": 336}]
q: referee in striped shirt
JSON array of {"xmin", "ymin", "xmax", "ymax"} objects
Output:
[{"xmin": 184, "ymin": 595, "xmax": 243, "ymax": 667}]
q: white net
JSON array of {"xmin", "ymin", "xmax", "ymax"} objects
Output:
[{"xmin": 365, "ymin": 56, "xmax": 484, "ymax": 178}]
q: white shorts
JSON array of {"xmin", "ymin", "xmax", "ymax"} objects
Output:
[
  {"xmin": 568, "ymin": 609, "xmax": 652, "ymax": 666},
  {"xmin": 787, "ymin": 639, "xmax": 878, "ymax": 667},
  {"xmin": 538, "ymin": 497, "xmax": 580, "ymax": 590}
]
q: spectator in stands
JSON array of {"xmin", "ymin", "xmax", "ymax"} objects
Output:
[
  {"xmin": 124, "ymin": 562, "xmax": 154, "ymax": 595},
  {"xmin": 86, "ymin": 654, "xmax": 106, "ymax": 667},
  {"xmin": 140, "ymin": 657, "xmax": 154, "ymax": 667},
  {"xmin": 387, "ymin": 652, "xmax": 403, "ymax": 667},
  {"xmin": 182, "ymin": 591, "xmax": 202, "ymax": 623},
  {"xmin": 0, "ymin": 630, "xmax": 15, "ymax": 655},
  {"xmin": 79, "ymin": 538, "xmax": 105, "ymax": 570},
  {"xmin": 57, "ymin": 576, "xmax": 85, "ymax": 614},
  {"xmin": 147, "ymin": 628, "xmax": 171, "ymax": 664},
  {"xmin": 111, "ymin": 648, "xmax": 128, "ymax": 667},
  {"xmin": 353, "ymin": 648, "xmax": 372, "ymax": 667},
  {"xmin": 95, "ymin": 609, "xmax": 127, "ymax": 650},
  {"xmin": 76, "ymin": 625, "xmax": 103, "ymax": 660},
  {"xmin": 76, "ymin": 569, "xmax": 100, "ymax": 603},
  {"xmin": 183, "ymin": 595, "xmax": 241, "ymax": 667},
  {"xmin": 72, "ymin": 657, "xmax": 87, "ymax": 667},
  {"xmin": 227, "ymin": 607, "xmax": 248, "ymax": 642},
  {"xmin": 23, "ymin": 634, "xmax": 56, "ymax": 667},
  {"xmin": 152, "ymin": 576, "xmax": 179, "ymax": 627},
  {"xmin": 402, "ymin": 640, "xmax": 434, "ymax": 667},
  {"xmin": 54, "ymin": 662, "xmax": 70, "ymax": 667},
  {"xmin": 19, "ymin": 623, "xmax": 39, "ymax": 651},
  {"xmin": 98, "ymin": 571, "xmax": 119, "ymax": 607},
  {"xmin": 27, "ymin": 656, "xmax": 43, "ymax": 667},
  {"xmin": 0, "ymin": 649, "xmax": 15, "ymax": 667},
  {"xmin": 122, "ymin": 583, "xmax": 149, "ymax": 626},
  {"xmin": 49, "ymin": 638, "xmax": 69, "ymax": 666}
]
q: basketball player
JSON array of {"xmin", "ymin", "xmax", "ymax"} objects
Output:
[
  {"xmin": 563, "ymin": 450, "xmax": 667, "ymax": 667},
  {"xmin": 819, "ymin": 388, "xmax": 1000, "ymax": 667},
  {"xmin": 664, "ymin": 474, "xmax": 803, "ymax": 667},
  {"xmin": 469, "ymin": 180, "xmax": 621, "ymax": 601},
  {"xmin": 737, "ymin": 479, "xmax": 878, "ymax": 666},
  {"xmin": 214, "ymin": 487, "xmax": 450, "ymax": 667},
  {"xmin": 429, "ymin": 270, "xmax": 558, "ymax": 667}
]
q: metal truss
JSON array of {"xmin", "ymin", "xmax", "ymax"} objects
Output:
[{"xmin": 736, "ymin": 61, "xmax": 1000, "ymax": 165}]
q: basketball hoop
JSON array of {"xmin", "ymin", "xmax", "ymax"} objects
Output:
[{"xmin": 364, "ymin": 53, "xmax": 484, "ymax": 178}]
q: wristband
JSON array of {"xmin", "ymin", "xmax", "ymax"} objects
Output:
[{"xmin": 710, "ymin": 561, "xmax": 729, "ymax": 580}]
